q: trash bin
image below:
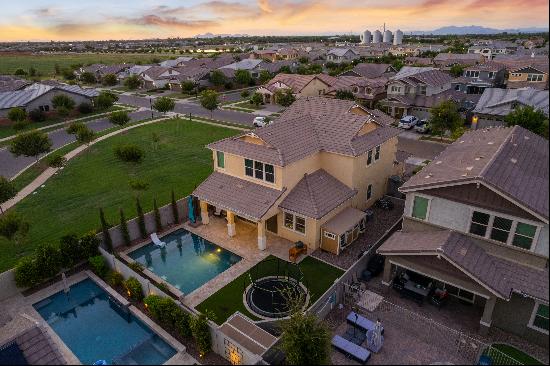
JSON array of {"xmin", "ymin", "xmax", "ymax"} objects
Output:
[{"xmin": 364, "ymin": 209, "xmax": 374, "ymax": 222}]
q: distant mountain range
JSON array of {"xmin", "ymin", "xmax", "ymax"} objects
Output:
[
  {"xmin": 411, "ymin": 26, "xmax": 549, "ymax": 35},
  {"xmin": 194, "ymin": 32, "xmax": 249, "ymax": 39}
]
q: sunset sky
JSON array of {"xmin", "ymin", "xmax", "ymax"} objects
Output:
[{"xmin": 1, "ymin": 0, "xmax": 549, "ymax": 41}]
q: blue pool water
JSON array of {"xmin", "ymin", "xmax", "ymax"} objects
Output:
[
  {"xmin": 33, "ymin": 279, "xmax": 176, "ymax": 365},
  {"xmin": 128, "ymin": 229, "xmax": 242, "ymax": 295}
]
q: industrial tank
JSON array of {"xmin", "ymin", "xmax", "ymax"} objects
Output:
[
  {"xmin": 393, "ymin": 29, "xmax": 403, "ymax": 45},
  {"xmin": 383, "ymin": 30, "xmax": 393, "ymax": 43},
  {"xmin": 373, "ymin": 30, "xmax": 382, "ymax": 43},
  {"xmin": 360, "ymin": 30, "xmax": 372, "ymax": 44}
]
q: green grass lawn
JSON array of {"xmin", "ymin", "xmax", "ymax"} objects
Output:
[
  {"xmin": 0, "ymin": 118, "xmax": 237, "ymax": 272},
  {"xmin": 483, "ymin": 344, "xmax": 543, "ymax": 365},
  {"xmin": 0, "ymin": 53, "xmax": 174, "ymax": 77},
  {"xmin": 196, "ymin": 255, "xmax": 344, "ymax": 325},
  {"xmin": 231, "ymin": 100, "xmax": 264, "ymax": 110}
]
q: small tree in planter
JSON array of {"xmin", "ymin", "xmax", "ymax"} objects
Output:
[
  {"xmin": 119, "ymin": 208, "xmax": 131, "ymax": 246},
  {"xmin": 171, "ymin": 190, "xmax": 179, "ymax": 224},
  {"xmin": 89, "ymin": 255, "xmax": 109, "ymax": 278},
  {"xmin": 153, "ymin": 199, "xmax": 162, "ymax": 233},
  {"xmin": 79, "ymin": 231, "xmax": 101, "ymax": 259},
  {"xmin": 136, "ymin": 197, "xmax": 147, "ymax": 238},
  {"xmin": 192, "ymin": 312, "xmax": 213, "ymax": 356},
  {"xmin": 124, "ymin": 277, "xmax": 144, "ymax": 302},
  {"xmin": 99, "ymin": 208, "xmax": 113, "ymax": 252}
]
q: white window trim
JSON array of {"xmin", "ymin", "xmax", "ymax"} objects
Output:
[
  {"xmin": 467, "ymin": 207, "xmax": 541, "ymax": 252},
  {"xmin": 243, "ymin": 158, "xmax": 276, "ymax": 185},
  {"xmin": 324, "ymin": 231, "xmax": 336, "ymax": 240},
  {"xmin": 528, "ymin": 301, "xmax": 549, "ymax": 335},
  {"xmin": 216, "ymin": 151, "xmax": 225, "ymax": 170},
  {"xmin": 283, "ymin": 210, "xmax": 307, "ymax": 236},
  {"xmin": 410, "ymin": 194, "xmax": 432, "ymax": 221},
  {"xmin": 366, "ymin": 184, "xmax": 374, "ymax": 201}
]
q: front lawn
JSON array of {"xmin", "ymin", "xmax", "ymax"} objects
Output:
[
  {"xmin": 483, "ymin": 343, "xmax": 543, "ymax": 365},
  {"xmin": 196, "ymin": 255, "xmax": 344, "ymax": 325},
  {"xmin": 231, "ymin": 100, "xmax": 264, "ymax": 110},
  {"xmin": 1, "ymin": 118, "xmax": 238, "ymax": 272}
]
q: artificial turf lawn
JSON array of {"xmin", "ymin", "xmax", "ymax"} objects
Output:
[
  {"xmin": 196, "ymin": 255, "xmax": 344, "ymax": 325},
  {"xmin": 0, "ymin": 118, "xmax": 238, "ymax": 272},
  {"xmin": 484, "ymin": 343, "xmax": 543, "ymax": 365}
]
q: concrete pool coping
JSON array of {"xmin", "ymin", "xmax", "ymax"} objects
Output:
[{"xmin": 27, "ymin": 270, "xmax": 194, "ymax": 365}]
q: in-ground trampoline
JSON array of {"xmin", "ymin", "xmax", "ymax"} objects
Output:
[{"xmin": 244, "ymin": 257, "xmax": 309, "ymax": 319}]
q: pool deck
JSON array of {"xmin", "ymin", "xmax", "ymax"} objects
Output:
[{"xmin": 0, "ymin": 271, "xmax": 197, "ymax": 365}]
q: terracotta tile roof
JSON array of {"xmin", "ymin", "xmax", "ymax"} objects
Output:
[
  {"xmin": 465, "ymin": 61, "xmax": 506, "ymax": 72},
  {"xmin": 192, "ymin": 172, "xmax": 284, "ymax": 221},
  {"xmin": 378, "ymin": 230, "xmax": 549, "ymax": 301},
  {"xmin": 279, "ymin": 169, "xmax": 357, "ymax": 219},
  {"xmin": 322, "ymin": 207, "xmax": 367, "ymax": 235},
  {"xmin": 263, "ymin": 73, "xmax": 338, "ymax": 94},
  {"xmin": 386, "ymin": 89, "xmax": 479, "ymax": 109},
  {"xmin": 0, "ymin": 76, "xmax": 31, "ymax": 92},
  {"xmin": 473, "ymin": 87, "xmax": 549, "ymax": 117},
  {"xmin": 506, "ymin": 80, "xmax": 548, "ymax": 91},
  {"xmin": 345, "ymin": 63, "xmax": 394, "ymax": 78},
  {"xmin": 401, "ymin": 126, "xmax": 549, "ymax": 220},
  {"xmin": 209, "ymin": 97, "xmax": 399, "ymax": 166}
]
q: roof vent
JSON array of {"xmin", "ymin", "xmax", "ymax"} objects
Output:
[
  {"xmin": 510, "ymin": 158, "xmax": 517, "ymax": 164},
  {"xmin": 435, "ymin": 161, "xmax": 442, "ymax": 165},
  {"xmin": 424, "ymin": 174, "xmax": 432, "ymax": 179},
  {"xmin": 466, "ymin": 166, "xmax": 474, "ymax": 171},
  {"xmin": 236, "ymin": 183, "xmax": 244, "ymax": 189},
  {"xmin": 488, "ymin": 141, "xmax": 494, "ymax": 145},
  {"xmin": 474, "ymin": 156, "xmax": 483, "ymax": 161},
  {"xmin": 524, "ymin": 136, "xmax": 530, "ymax": 140},
  {"xmin": 461, "ymin": 173, "xmax": 468, "ymax": 177},
  {"xmin": 459, "ymin": 248, "xmax": 468, "ymax": 256},
  {"xmin": 459, "ymin": 140, "xmax": 465, "ymax": 144}
]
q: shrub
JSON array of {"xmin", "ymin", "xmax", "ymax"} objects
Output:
[
  {"xmin": 119, "ymin": 208, "xmax": 131, "ymax": 246},
  {"xmin": 80, "ymin": 72, "xmax": 96, "ymax": 84},
  {"xmin": 34, "ymin": 243, "xmax": 62, "ymax": 279},
  {"xmin": 59, "ymin": 233, "xmax": 81, "ymax": 267},
  {"xmin": 79, "ymin": 231, "xmax": 100, "ymax": 258},
  {"xmin": 124, "ymin": 74, "xmax": 141, "ymax": 90},
  {"xmin": 47, "ymin": 153, "xmax": 67, "ymax": 168},
  {"xmin": 124, "ymin": 277, "xmax": 144, "ymax": 302},
  {"xmin": 8, "ymin": 107, "xmax": 27, "ymax": 122},
  {"xmin": 115, "ymin": 144, "xmax": 144, "ymax": 163},
  {"xmin": 14, "ymin": 68, "xmax": 27, "ymax": 76},
  {"xmin": 76, "ymin": 125, "xmax": 95, "ymax": 146},
  {"xmin": 89, "ymin": 255, "xmax": 109, "ymax": 278},
  {"xmin": 28, "ymin": 109, "xmax": 46, "ymax": 122},
  {"xmin": 107, "ymin": 271, "xmax": 124, "ymax": 287},
  {"xmin": 174, "ymin": 307, "xmax": 193, "ymax": 338},
  {"xmin": 78, "ymin": 102, "xmax": 94, "ymax": 114},
  {"xmin": 191, "ymin": 313, "xmax": 213, "ymax": 355},
  {"xmin": 95, "ymin": 91, "xmax": 118, "ymax": 110},
  {"xmin": 102, "ymin": 73, "xmax": 118, "ymax": 86},
  {"xmin": 66, "ymin": 121, "xmax": 85, "ymax": 134},
  {"xmin": 136, "ymin": 198, "xmax": 147, "ymax": 239},
  {"xmin": 13, "ymin": 120, "xmax": 30, "ymax": 131},
  {"xmin": 52, "ymin": 94, "xmax": 75, "ymax": 111},
  {"xmin": 14, "ymin": 257, "xmax": 40, "ymax": 288},
  {"xmin": 128, "ymin": 261, "xmax": 144, "ymax": 273},
  {"xmin": 129, "ymin": 178, "xmax": 149, "ymax": 191},
  {"xmin": 109, "ymin": 111, "xmax": 130, "ymax": 126},
  {"xmin": 153, "ymin": 199, "xmax": 162, "ymax": 233},
  {"xmin": 240, "ymin": 90, "xmax": 250, "ymax": 98},
  {"xmin": 156, "ymin": 281, "xmax": 170, "ymax": 294}
]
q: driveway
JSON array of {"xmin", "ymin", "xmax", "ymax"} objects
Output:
[
  {"xmin": 0, "ymin": 110, "xmax": 158, "ymax": 179},
  {"xmin": 396, "ymin": 136, "xmax": 447, "ymax": 161}
]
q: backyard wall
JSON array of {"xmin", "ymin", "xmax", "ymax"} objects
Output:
[{"xmin": 0, "ymin": 269, "xmax": 20, "ymax": 301}]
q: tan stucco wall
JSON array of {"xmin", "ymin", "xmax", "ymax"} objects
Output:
[
  {"xmin": 299, "ymin": 78, "xmax": 330, "ymax": 97},
  {"xmin": 508, "ymin": 72, "xmax": 548, "ymax": 83}
]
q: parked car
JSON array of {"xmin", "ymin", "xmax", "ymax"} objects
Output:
[
  {"xmin": 414, "ymin": 119, "xmax": 430, "ymax": 133},
  {"xmin": 253, "ymin": 116, "xmax": 270, "ymax": 127},
  {"xmin": 398, "ymin": 115, "xmax": 418, "ymax": 129}
]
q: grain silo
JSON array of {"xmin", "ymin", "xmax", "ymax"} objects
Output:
[
  {"xmin": 360, "ymin": 30, "xmax": 372, "ymax": 44},
  {"xmin": 393, "ymin": 29, "xmax": 403, "ymax": 45},
  {"xmin": 383, "ymin": 30, "xmax": 393, "ymax": 43},
  {"xmin": 373, "ymin": 30, "xmax": 382, "ymax": 43}
]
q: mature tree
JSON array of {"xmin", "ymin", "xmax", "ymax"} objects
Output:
[
  {"xmin": 0, "ymin": 212, "xmax": 29, "ymax": 250},
  {"xmin": 95, "ymin": 91, "xmax": 118, "ymax": 110},
  {"xmin": 274, "ymin": 88, "xmax": 296, "ymax": 107},
  {"xmin": 280, "ymin": 310, "xmax": 331, "ymax": 365},
  {"xmin": 136, "ymin": 197, "xmax": 147, "ymax": 239},
  {"xmin": 153, "ymin": 199, "xmax": 162, "ymax": 233},
  {"xmin": 279, "ymin": 65, "xmax": 292, "ymax": 74},
  {"xmin": 209, "ymin": 70, "xmax": 226, "ymax": 86},
  {"xmin": 250, "ymin": 92, "xmax": 263, "ymax": 107},
  {"xmin": 28, "ymin": 109, "xmax": 46, "ymax": 123},
  {"xmin": 102, "ymin": 73, "xmax": 118, "ymax": 86},
  {"xmin": 0, "ymin": 176, "xmax": 17, "ymax": 214},
  {"xmin": 119, "ymin": 208, "xmax": 131, "ymax": 246},
  {"xmin": 76, "ymin": 125, "xmax": 96, "ymax": 146},
  {"xmin": 52, "ymin": 94, "xmax": 76, "ymax": 111},
  {"xmin": 199, "ymin": 90, "xmax": 220, "ymax": 118},
  {"xmin": 450, "ymin": 64, "xmax": 465, "ymax": 77},
  {"xmin": 429, "ymin": 100, "xmax": 463, "ymax": 139},
  {"xmin": 8, "ymin": 108, "xmax": 26, "ymax": 123},
  {"xmin": 391, "ymin": 59, "xmax": 404, "ymax": 71},
  {"xmin": 66, "ymin": 122, "xmax": 85, "ymax": 134},
  {"xmin": 171, "ymin": 190, "xmax": 179, "ymax": 224},
  {"xmin": 99, "ymin": 208, "xmax": 113, "ymax": 252},
  {"xmin": 181, "ymin": 81, "xmax": 195, "ymax": 94},
  {"xmin": 235, "ymin": 70, "xmax": 252, "ymax": 85},
  {"xmin": 78, "ymin": 102, "xmax": 94, "ymax": 114},
  {"xmin": 152, "ymin": 96, "xmax": 176, "ymax": 114},
  {"xmin": 258, "ymin": 70, "xmax": 273, "ymax": 84},
  {"xmin": 124, "ymin": 74, "xmax": 141, "ymax": 90},
  {"xmin": 9, "ymin": 130, "xmax": 52, "ymax": 162},
  {"xmin": 335, "ymin": 89, "xmax": 355, "ymax": 100},
  {"xmin": 80, "ymin": 72, "xmax": 96, "ymax": 84},
  {"xmin": 109, "ymin": 110, "xmax": 131, "ymax": 127},
  {"xmin": 505, "ymin": 105, "xmax": 549, "ymax": 139}
]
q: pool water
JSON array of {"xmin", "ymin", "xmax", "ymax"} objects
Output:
[
  {"xmin": 33, "ymin": 279, "xmax": 176, "ymax": 365},
  {"xmin": 128, "ymin": 229, "xmax": 242, "ymax": 295}
]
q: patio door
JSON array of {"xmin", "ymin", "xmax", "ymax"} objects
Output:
[{"xmin": 266, "ymin": 214, "xmax": 278, "ymax": 234}]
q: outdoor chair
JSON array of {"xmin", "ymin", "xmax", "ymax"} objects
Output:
[
  {"xmin": 346, "ymin": 311, "xmax": 384, "ymax": 335},
  {"xmin": 343, "ymin": 325, "xmax": 367, "ymax": 345},
  {"xmin": 150, "ymin": 233, "xmax": 166, "ymax": 248},
  {"xmin": 289, "ymin": 242, "xmax": 307, "ymax": 263},
  {"xmin": 332, "ymin": 335, "xmax": 371, "ymax": 364},
  {"xmin": 429, "ymin": 288, "xmax": 449, "ymax": 309}
]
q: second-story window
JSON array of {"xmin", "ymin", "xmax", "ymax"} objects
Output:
[
  {"xmin": 411, "ymin": 196, "xmax": 429, "ymax": 220},
  {"xmin": 216, "ymin": 151, "xmax": 225, "ymax": 169},
  {"xmin": 367, "ymin": 150, "xmax": 373, "ymax": 166},
  {"xmin": 245, "ymin": 159, "xmax": 275, "ymax": 183},
  {"xmin": 374, "ymin": 146, "xmax": 381, "ymax": 161}
]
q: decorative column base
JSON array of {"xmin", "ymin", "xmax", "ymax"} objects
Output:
[
  {"xmin": 201, "ymin": 212, "xmax": 209, "ymax": 225},
  {"xmin": 257, "ymin": 236, "xmax": 267, "ymax": 251},
  {"xmin": 227, "ymin": 223, "xmax": 236, "ymax": 237}
]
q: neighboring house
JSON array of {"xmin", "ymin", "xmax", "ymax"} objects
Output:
[
  {"xmin": 179, "ymin": 54, "xmax": 235, "ymax": 70},
  {"xmin": 122, "ymin": 65, "xmax": 153, "ymax": 79},
  {"xmin": 0, "ymin": 75, "xmax": 31, "ymax": 92},
  {"xmin": 472, "ymin": 87, "xmax": 549, "ymax": 129},
  {"xmin": 192, "ymin": 97, "xmax": 402, "ymax": 254},
  {"xmin": 139, "ymin": 66, "xmax": 180, "ymax": 89},
  {"xmin": 433, "ymin": 53, "xmax": 484, "ymax": 68},
  {"xmin": 262, "ymin": 60, "xmax": 299, "ymax": 74},
  {"xmin": 326, "ymin": 76, "xmax": 388, "ymax": 108},
  {"xmin": 249, "ymin": 49, "xmax": 278, "ymax": 62},
  {"xmin": 166, "ymin": 67, "xmax": 211, "ymax": 91},
  {"xmin": 377, "ymin": 126, "xmax": 549, "ymax": 345},
  {"xmin": 452, "ymin": 61, "xmax": 507, "ymax": 95},
  {"xmin": 159, "ymin": 56, "xmax": 194, "ymax": 68},
  {"xmin": 326, "ymin": 48, "xmax": 360, "ymax": 64},
  {"xmin": 404, "ymin": 57, "xmax": 433, "ymax": 66},
  {"xmin": 468, "ymin": 42, "xmax": 519, "ymax": 60},
  {"xmin": 255, "ymin": 73, "xmax": 338, "ymax": 104},
  {"xmin": 339, "ymin": 63, "xmax": 396, "ymax": 79},
  {"xmin": 219, "ymin": 59, "xmax": 267, "ymax": 78},
  {"xmin": 277, "ymin": 48, "xmax": 300, "ymax": 60},
  {"xmin": 77, "ymin": 63, "xmax": 133, "ymax": 82},
  {"xmin": 507, "ymin": 63, "xmax": 549, "ymax": 90},
  {"xmin": 0, "ymin": 83, "xmax": 99, "ymax": 117}
]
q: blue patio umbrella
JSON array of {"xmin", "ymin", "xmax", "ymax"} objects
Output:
[{"xmin": 188, "ymin": 196, "xmax": 196, "ymax": 223}]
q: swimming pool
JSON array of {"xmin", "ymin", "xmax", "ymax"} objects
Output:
[
  {"xmin": 128, "ymin": 229, "xmax": 242, "ymax": 295},
  {"xmin": 33, "ymin": 279, "xmax": 176, "ymax": 365}
]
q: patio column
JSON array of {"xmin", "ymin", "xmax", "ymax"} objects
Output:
[
  {"xmin": 479, "ymin": 296, "xmax": 497, "ymax": 336},
  {"xmin": 200, "ymin": 200, "xmax": 209, "ymax": 225},
  {"xmin": 381, "ymin": 257, "xmax": 393, "ymax": 286},
  {"xmin": 227, "ymin": 211, "xmax": 236, "ymax": 237},
  {"xmin": 257, "ymin": 221, "xmax": 267, "ymax": 251}
]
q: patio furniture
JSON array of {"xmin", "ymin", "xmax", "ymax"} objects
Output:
[
  {"xmin": 289, "ymin": 242, "xmax": 307, "ymax": 263},
  {"xmin": 361, "ymin": 255, "xmax": 385, "ymax": 282},
  {"xmin": 366, "ymin": 326, "xmax": 384, "ymax": 353},
  {"xmin": 346, "ymin": 311, "xmax": 384, "ymax": 335},
  {"xmin": 430, "ymin": 288, "xmax": 449, "ymax": 309},
  {"xmin": 331, "ymin": 335, "xmax": 371, "ymax": 364},
  {"xmin": 402, "ymin": 281, "xmax": 431, "ymax": 305},
  {"xmin": 343, "ymin": 325, "xmax": 367, "ymax": 345},
  {"xmin": 150, "ymin": 233, "xmax": 166, "ymax": 248}
]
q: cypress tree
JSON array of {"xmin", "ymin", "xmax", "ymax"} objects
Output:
[
  {"xmin": 99, "ymin": 208, "xmax": 113, "ymax": 252},
  {"xmin": 171, "ymin": 190, "xmax": 179, "ymax": 224},
  {"xmin": 136, "ymin": 197, "xmax": 147, "ymax": 239},
  {"xmin": 119, "ymin": 208, "xmax": 131, "ymax": 246},
  {"xmin": 153, "ymin": 198, "xmax": 162, "ymax": 233}
]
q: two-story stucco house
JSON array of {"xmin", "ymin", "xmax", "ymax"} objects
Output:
[
  {"xmin": 325, "ymin": 76, "xmax": 388, "ymax": 109},
  {"xmin": 255, "ymin": 73, "xmax": 339, "ymax": 104},
  {"xmin": 192, "ymin": 97, "xmax": 402, "ymax": 254},
  {"xmin": 452, "ymin": 61, "xmax": 507, "ymax": 95},
  {"xmin": 326, "ymin": 48, "xmax": 360, "ymax": 64},
  {"xmin": 377, "ymin": 126, "xmax": 549, "ymax": 346}
]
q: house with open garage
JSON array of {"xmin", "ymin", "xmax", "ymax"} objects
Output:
[
  {"xmin": 192, "ymin": 96, "xmax": 402, "ymax": 254},
  {"xmin": 377, "ymin": 126, "xmax": 549, "ymax": 346}
]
